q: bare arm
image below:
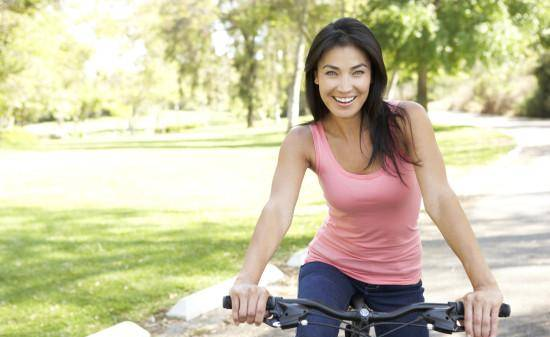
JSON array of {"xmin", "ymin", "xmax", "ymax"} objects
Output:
[
  {"xmin": 230, "ymin": 125, "xmax": 310, "ymax": 325},
  {"xmin": 401, "ymin": 101, "xmax": 503, "ymax": 337}
]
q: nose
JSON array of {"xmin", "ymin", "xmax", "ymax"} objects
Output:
[{"xmin": 336, "ymin": 75, "xmax": 353, "ymax": 93}]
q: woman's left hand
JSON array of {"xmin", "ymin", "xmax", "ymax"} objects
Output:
[{"xmin": 460, "ymin": 285, "xmax": 503, "ymax": 337}]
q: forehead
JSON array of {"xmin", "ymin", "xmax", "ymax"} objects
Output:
[{"xmin": 318, "ymin": 45, "xmax": 370, "ymax": 68}]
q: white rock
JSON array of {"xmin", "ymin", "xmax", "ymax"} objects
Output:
[
  {"xmin": 166, "ymin": 263, "xmax": 285, "ymax": 320},
  {"xmin": 86, "ymin": 321, "xmax": 150, "ymax": 337},
  {"xmin": 286, "ymin": 248, "xmax": 308, "ymax": 267},
  {"xmin": 258, "ymin": 263, "xmax": 286, "ymax": 286}
]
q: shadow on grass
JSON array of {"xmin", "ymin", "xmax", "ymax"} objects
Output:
[
  {"xmin": 0, "ymin": 205, "xmax": 316, "ymax": 337},
  {"xmin": 47, "ymin": 126, "xmax": 466, "ymax": 151},
  {"xmin": 0, "ymin": 206, "xmax": 242, "ymax": 297},
  {"xmin": 432, "ymin": 125, "xmax": 471, "ymax": 133},
  {"xmin": 40, "ymin": 131, "xmax": 285, "ymax": 151}
]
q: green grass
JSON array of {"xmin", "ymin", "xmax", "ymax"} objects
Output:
[
  {"xmin": 0, "ymin": 206, "xmax": 321, "ymax": 337},
  {"xmin": 0, "ymin": 128, "xmax": 39, "ymax": 149},
  {"xmin": 0, "ymin": 122, "xmax": 514, "ymax": 337},
  {"xmin": 434, "ymin": 125, "xmax": 515, "ymax": 167}
]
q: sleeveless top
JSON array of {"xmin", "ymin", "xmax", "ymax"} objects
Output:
[{"xmin": 305, "ymin": 121, "xmax": 422, "ymax": 285}]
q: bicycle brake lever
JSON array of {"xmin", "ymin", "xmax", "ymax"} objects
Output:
[
  {"xmin": 264, "ymin": 302, "xmax": 309, "ymax": 330},
  {"xmin": 422, "ymin": 302, "xmax": 464, "ymax": 334}
]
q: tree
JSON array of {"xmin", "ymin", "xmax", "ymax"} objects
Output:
[
  {"xmin": 0, "ymin": 0, "xmax": 46, "ymax": 127},
  {"xmin": 267, "ymin": 0, "xmax": 347, "ymax": 130},
  {"xmin": 0, "ymin": 3, "xmax": 91, "ymax": 125},
  {"xmin": 159, "ymin": 0, "xmax": 219, "ymax": 110},
  {"xmin": 504, "ymin": 0, "xmax": 550, "ymax": 117},
  {"xmin": 221, "ymin": 0, "xmax": 276, "ymax": 127},
  {"xmin": 359, "ymin": 0, "xmax": 527, "ymax": 110}
]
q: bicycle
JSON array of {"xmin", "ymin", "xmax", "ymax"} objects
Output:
[{"xmin": 222, "ymin": 295, "xmax": 510, "ymax": 337}]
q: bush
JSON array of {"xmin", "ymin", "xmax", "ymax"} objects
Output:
[
  {"xmin": 522, "ymin": 53, "xmax": 550, "ymax": 118},
  {"xmin": 154, "ymin": 124, "xmax": 201, "ymax": 134},
  {"xmin": 0, "ymin": 127, "xmax": 39, "ymax": 149}
]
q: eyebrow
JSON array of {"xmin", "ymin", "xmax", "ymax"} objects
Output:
[{"xmin": 322, "ymin": 64, "xmax": 369, "ymax": 70}]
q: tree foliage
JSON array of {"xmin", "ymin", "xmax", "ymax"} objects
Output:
[
  {"xmin": 359, "ymin": 0, "xmax": 530, "ymax": 109},
  {"xmin": 0, "ymin": 0, "xmax": 548, "ymax": 129},
  {"xmin": 159, "ymin": 0, "xmax": 219, "ymax": 109}
]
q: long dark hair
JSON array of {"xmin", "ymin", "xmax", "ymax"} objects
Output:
[{"xmin": 302, "ymin": 17, "xmax": 421, "ymax": 185}]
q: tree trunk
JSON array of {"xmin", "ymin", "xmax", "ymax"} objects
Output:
[
  {"xmin": 274, "ymin": 101, "xmax": 281, "ymax": 124},
  {"xmin": 128, "ymin": 103, "xmax": 139, "ymax": 134},
  {"xmin": 246, "ymin": 57, "xmax": 257, "ymax": 128},
  {"xmin": 286, "ymin": 0, "xmax": 308, "ymax": 132},
  {"xmin": 177, "ymin": 66, "xmax": 185, "ymax": 110},
  {"xmin": 386, "ymin": 69, "xmax": 399, "ymax": 100},
  {"xmin": 286, "ymin": 35, "xmax": 305, "ymax": 131},
  {"xmin": 243, "ymin": 34, "xmax": 257, "ymax": 128},
  {"xmin": 417, "ymin": 63, "xmax": 428, "ymax": 110}
]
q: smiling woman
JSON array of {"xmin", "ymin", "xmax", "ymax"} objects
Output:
[
  {"xmin": 229, "ymin": 17, "xmax": 504, "ymax": 337},
  {"xmin": 303, "ymin": 18, "xmax": 420, "ymax": 186}
]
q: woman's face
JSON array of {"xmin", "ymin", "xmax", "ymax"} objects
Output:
[{"xmin": 314, "ymin": 45, "xmax": 371, "ymax": 119}]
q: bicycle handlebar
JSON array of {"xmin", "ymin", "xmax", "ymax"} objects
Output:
[{"xmin": 222, "ymin": 295, "xmax": 511, "ymax": 320}]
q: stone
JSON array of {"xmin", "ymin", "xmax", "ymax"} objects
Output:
[
  {"xmin": 166, "ymin": 263, "xmax": 285, "ymax": 320},
  {"xmin": 286, "ymin": 248, "xmax": 308, "ymax": 267},
  {"xmin": 86, "ymin": 321, "xmax": 150, "ymax": 337}
]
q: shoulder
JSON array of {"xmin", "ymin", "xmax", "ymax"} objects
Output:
[
  {"xmin": 283, "ymin": 123, "xmax": 314, "ymax": 168},
  {"xmin": 388, "ymin": 100, "xmax": 434, "ymax": 155},
  {"xmin": 388, "ymin": 100, "xmax": 427, "ymax": 119},
  {"xmin": 284, "ymin": 123, "xmax": 313, "ymax": 146},
  {"xmin": 388, "ymin": 100, "xmax": 432, "ymax": 130}
]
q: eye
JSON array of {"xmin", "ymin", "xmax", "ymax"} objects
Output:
[
  {"xmin": 325, "ymin": 71, "xmax": 337, "ymax": 76},
  {"xmin": 353, "ymin": 70, "xmax": 365, "ymax": 76}
]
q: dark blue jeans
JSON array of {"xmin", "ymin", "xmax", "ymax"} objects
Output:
[{"xmin": 296, "ymin": 261, "xmax": 428, "ymax": 337}]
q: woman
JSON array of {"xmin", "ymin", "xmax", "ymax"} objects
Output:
[{"xmin": 229, "ymin": 17, "xmax": 503, "ymax": 337}]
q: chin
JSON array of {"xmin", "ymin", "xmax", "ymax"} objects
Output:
[{"xmin": 329, "ymin": 109, "xmax": 362, "ymax": 119}]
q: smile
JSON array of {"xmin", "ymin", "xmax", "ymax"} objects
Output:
[{"xmin": 333, "ymin": 96, "xmax": 357, "ymax": 104}]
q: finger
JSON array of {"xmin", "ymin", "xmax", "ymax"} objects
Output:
[
  {"xmin": 230, "ymin": 294, "xmax": 240, "ymax": 325},
  {"xmin": 481, "ymin": 305, "xmax": 491, "ymax": 337},
  {"xmin": 489, "ymin": 305, "xmax": 500, "ymax": 337},
  {"xmin": 473, "ymin": 302, "xmax": 482, "ymax": 337},
  {"xmin": 254, "ymin": 291, "xmax": 269, "ymax": 326},
  {"xmin": 463, "ymin": 299, "xmax": 473, "ymax": 337},
  {"xmin": 246, "ymin": 291, "xmax": 257, "ymax": 324},
  {"xmin": 238, "ymin": 294, "xmax": 248, "ymax": 324}
]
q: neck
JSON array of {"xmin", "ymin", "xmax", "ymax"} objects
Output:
[{"xmin": 322, "ymin": 113, "xmax": 363, "ymax": 143}]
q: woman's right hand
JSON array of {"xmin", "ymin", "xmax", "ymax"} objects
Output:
[{"xmin": 229, "ymin": 282, "xmax": 270, "ymax": 326}]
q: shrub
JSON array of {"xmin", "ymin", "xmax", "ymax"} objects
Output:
[
  {"xmin": 522, "ymin": 53, "xmax": 550, "ymax": 118},
  {"xmin": 154, "ymin": 124, "xmax": 201, "ymax": 134}
]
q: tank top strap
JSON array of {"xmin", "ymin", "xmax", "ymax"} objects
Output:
[{"xmin": 309, "ymin": 122, "xmax": 325, "ymax": 175}]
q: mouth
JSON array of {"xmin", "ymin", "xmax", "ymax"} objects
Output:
[{"xmin": 332, "ymin": 96, "xmax": 357, "ymax": 106}]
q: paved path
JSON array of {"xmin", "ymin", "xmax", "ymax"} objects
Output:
[
  {"xmin": 149, "ymin": 112, "xmax": 550, "ymax": 337},
  {"xmin": 425, "ymin": 112, "xmax": 550, "ymax": 336}
]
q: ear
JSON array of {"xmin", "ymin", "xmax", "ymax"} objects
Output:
[{"xmin": 314, "ymin": 71, "xmax": 319, "ymax": 85}]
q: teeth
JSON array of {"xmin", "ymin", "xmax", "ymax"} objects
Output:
[{"xmin": 334, "ymin": 96, "xmax": 356, "ymax": 103}]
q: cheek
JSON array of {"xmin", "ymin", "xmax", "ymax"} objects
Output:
[
  {"xmin": 318, "ymin": 83, "xmax": 334, "ymax": 99},
  {"xmin": 320, "ymin": 92, "xmax": 333, "ymax": 106},
  {"xmin": 357, "ymin": 77, "xmax": 371, "ymax": 92}
]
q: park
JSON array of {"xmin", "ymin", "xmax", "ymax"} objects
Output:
[{"xmin": 0, "ymin": 1, "xmax": 548, "ymax": 337}]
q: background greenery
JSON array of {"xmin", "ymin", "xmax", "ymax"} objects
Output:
[{"xmin": 0, "ymin": 0, "xmax": 548, "ymax": 132}]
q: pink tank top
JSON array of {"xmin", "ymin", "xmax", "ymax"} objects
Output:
[{"xmin": 305, "ymin": 121, "xmax": 422, "ymax": 285}]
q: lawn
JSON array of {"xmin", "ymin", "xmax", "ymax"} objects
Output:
[{"xmin": 0, "ymin": 121, "xmax": 514, "ymax": 337}]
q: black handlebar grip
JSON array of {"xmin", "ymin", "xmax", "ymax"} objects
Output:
[
  {"xmin": 456, "ymin": 302, "xmax": 511, "ymax": 317},
  {"xmin": 223, "ymin": 295, "xmax": 232, "ymax": 309},
  {"xmin": 223, "ymin": 295, "xmax": 276, "ymax": 310}
]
